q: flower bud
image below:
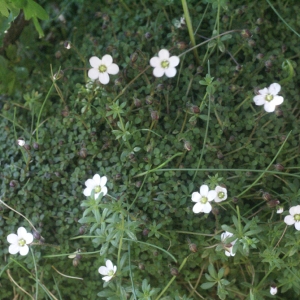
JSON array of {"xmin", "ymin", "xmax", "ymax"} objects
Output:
[
  {"xmin": 130, "ymin": 52, "xmax": 138, "ymax": 63},
  {"xmin": 267, "ymin": 199, "xmax": 280, "ymax": 208},
  {"xmin": 55, "ymin": 51, "xmax": 62, "ymax": 59},
  {"xmin": 274, "ymin": 163, "xmax": 284, "ymax": 171},
  {"xmin": 114, "ymin": 78, "xmax": 123, "ymax": 86},
  {"xmin": 229, "ymin": 135, "xmax": 235, "ymax": 142},
  {"xmin": 102, "ymin": 23, "xmax": 108, "ymax": 30},
  {"xmin": 78, "ymin": 148, "xmax": 87, "ymax": 159},
  {"xmin": 153, "ymin": 251, "xmax": 158, "ymax": 256},
  {"xmin": 170, "ymin": 267, "xmax": 179, "ymax": 276},
  {"xmin": 275, "ymin": 108, "xmax": 283, "ymax": 117},
  {"xmin": 73, "ymin": 258, "xmax": 80, "ymax": 267},
  {"xmin": 189, "ymin": 243, "xmax": 198, "ymax": 253},
  {"xmin": 143, "ymin": 228, "xmax": 150, "ymax": 236},
  {"xmin": 232, "ymin": 197, "xmax": 239, "ymax": 204},
  {"xmin": 254, "ymin": 27, "xmax": 260, "ymax": 34},
  {"xmin": 150, "ymin": 110, "xmax": 159, "ymax": 120},
  {"xmin": 241, "ymin": 29, "xmax": 251, "ymax": 39},
  {"xmin": 102, "ymin": 13, "xmax": 110, "ymax": 22},
  {"xmin": 217, "ymin": 151, "xmax": 224, "ymax": 160},
  {"xmin": 61, "ymin": 106, "xmax": 69, "ymax": 117},
  {"xmin": 144, "ymin": 32, "xmax": 152, "ymax": 39},
  {"xmin": 184, "ymin": 141, "xmax": 192, "ymax": 151},
  {"xmin": 24, "ymin": 144, "xmax": 31, "ymax": 151},
  {"xmin": 53, "ymin": 70, "xmax": 64, "ymax": 81},
  {"xmin": 189, "ymin": 105, "xmax": 200, "ymax": 114},
  {"xmin": 256, "ymin": 53, "xmax": 264, "ymax": 60},
  {"xmin": 139, "ymin": 263, "xmax": 145, "ymax": 270},
  {"xmin": 79, "ymin": 226, "xmax": 85, "ymax": 235},
  {"xmin": 256, "ymin": 18, "xmax": 263, "ymax": 25},
  {"xmin": 64, "ymin": 41, "xmax": 71, "ymax": 49},
  {"xmin": 248, "ymin": 39, "xmax": 256, "ymax": 47},
  {"xmin": 262, "ymin": 192, "xmax": 271, "ymax": 201},
  {"xmin": 196, "ymin": 66, "xmax": 203, "ymax": 74},
  {"xmin": 145, "ymin": 96, "xmax": 153, "ymax": 105},
  {"xmin": 32, "ymin": 230, "xmax": 41, "ymax": 240},
  {"xmin": 115, "ymin": 173, "xmax": 122, "ymax": 180},
  {"xmin": 212, "ymin": 207, "xmax": 219, "ymax": 215},
  {"xmin": 156, "ymin": 84, "xmax": 165, "ymax": 91},
  {"xmin": 10, "ymin": 180, "xmax": 17, "ymax": 188},
  {"xmin": 270, "ymin": 285, "xmax": 277, "ymax": 295},
  {"xmin": 265, "ymin": 60, "xmax": 272, "ymax": 68},
  {"xmin": 33, "ymin": 142, "xmax": 39, "ymax": 150},
  {"xmin": 282, "ymin": 44, "xmax": 287, "ymax": 53},
  {"xmin": 133, "ymin": 97, "xmax": 141, "ymax": 107},
  {"xmin": 176, "ymin": 41, "xmax": 187, "ymax": 50},
  {"xmin": 135, "ymin": 181, "xmax": 142, "ymax": 188},
  {"xmin": 17, "ymin": 138, "xmax": 25, "ymax": 147}
]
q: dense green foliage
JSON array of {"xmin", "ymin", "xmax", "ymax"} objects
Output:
[{"xmin": 1, "ymin": 0, "xmax": 300, "ymax": 299}]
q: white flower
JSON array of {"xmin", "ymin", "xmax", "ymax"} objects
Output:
[
  {"xmin": 276, "ymin": 206, "xmax": 284, "ymax": 214},
  {"xmin": 98, "ymin": 259, "xmax": 117, "ymax": 282},
  {"xmin": 17, "ymin": 138, "xmax": 25, "ymax": 147},
  {"xmin": 88, "ymin": 55, "xmax": 119, "ymax": 84},
  {"xmin": 191, "ymin": 185, "xmax": 217, "ymax": 213},
  {"xmin": 7, "ymin": 227, "xmax": 34, "ymax": 256},
  {"xmin": 253, "ymin": 83, "xmax": 284, "ymax": 112},
  {"xmin": 83, "ymin": 174, "xmax": 108, "ymax": 199},
  {"xmin": 174, "ymin": 16, "xmax": 185, "ymax": 28},
  {"xmin": 284, "ymin": 205, "xmax": 300, "ymax": 230},
  {"xmin": 214, "ymin": 186, "xmax": 227, "ymax": 202},
  {"xmin": 221, "ymin": 231, "xmax": 237, "ymax": 257},
  {"xmin": 270, "ymin": 286, "xmax": 278, "ymax": 295},
  {"xmin": 150, "ymin": 49, "xmax": 180, "ymax": 78}
]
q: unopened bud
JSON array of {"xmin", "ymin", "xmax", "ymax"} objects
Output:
[
  {"xmin": 10, "ymin": 180, "xmax": 17, "ymax": 188},
  {"xmin": 73, "ymin": 258, "xmax": 80, "ymax": 267},
  {"xmin": 282, "ymin": 44, "xmax": 287, "ymax": 53},
  {"xmin": 145, "ymin": 96, "xmax": 153, "ymax": 105},
  {"xmin": 275, "ymin": 108, "xmax": 283, "ymax": 117},
  {"xmin": 64, "ymin": 41, "xmax": 71, "ymax": 49},
  {"xmin": 217, "ymin": 151, "xmax": 224, "ymax": 160},
  {"xmin": 143, "ymin": 228, "xmax": 150, "ymax": 236},
  {"xmin": 241, "ymin": 29, "xmax": 251, "ymax": 39},
  {"xmin": 24, "ymin": 144, "xmax": 31, "ymax": 151},
  {"xmin": 133, "ymin": 97, "xmax": 141, "ymax": 107},
  {"xmin": 256, "ymin": 53, "xmax": 264, "ymax": 60},
  {"xmin": 176, "ymin": 41, "xmax": 187, "ymax": 50},
  {"xmin": 189, "ymin": 243, "xmax": 198, "ymax": 253},
  {"xmin": 144, "ymin": 32, "xmax": 152, "ymax": 39},
  {"xmin": 170, "ymin": 267, "xmax": 179, "ymax": 276},
  {"xmin": 262, "ymin": 192, "xmax": 271, "ymax": 201},
  {"xmin": 265, "ymin": 60, "xmax": 272, "ymax": 68},
  {"xmin": 32, "ymin": 231, "xmax": 41, "ymax": 240},
  {"xmin": 248, "ymin": 39, "xmax": 256, "ymax": 47},
  {"xmin": 139, "ymin": 263, "xmax": 145, "ymax": 270},
  {"xmin": 267, "ymin": 199, "xmax": 280, "ymax": 208},
  {"xmin": 274, "ymin": 163, "xmax": 284, "ymax": 171},
  {"xmin": 150, "ymin": 110, "xmax": 159, "ymax": 120},
  {"xmin": 130, "ymin": 52, "xmax": 138, "ymax": 63},
  {"xmin": 256, "ymin": 18, "xmax": 263, "ymax": 25},
  {"xmin": 184, "ymin": 141, "xmax": 192, "ymax": 151}
]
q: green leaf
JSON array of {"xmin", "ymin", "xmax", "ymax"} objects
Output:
[
  {"xmin": 0, "ymin": 1, "xmax": 9, "ymax": 17},
  {"xmin": 23, "ymin": 0, "xmax": 49, "ymax": 20},
  {"xmin": 218, "ymin": 267, "xmax": 225, "ymax": 279},
  {"xmin": 208, "ymin": 264, "xmax": 217, "ymax": 278},
  {"xmin": 200, "ymin": 282, "xmax": 216, "ymax": 289}
]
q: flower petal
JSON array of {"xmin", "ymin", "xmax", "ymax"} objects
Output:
[
  {"xmin": 88, "ymin": 68, "xmax": 100, "ymax": 80},
  {"xmin": 100, "ymin": 186, "xmax": 108, "ymax": 196},
  {"xmin": 253, "ymin": 95, "xmax": 265, "ymax": 105},
  {"xmin": 19, "ymin": 245, "xmax": 29, "ymax": 256},
  {"xmin": 113, "ymin": 265, "xmax": 117, "ymax": 273},
  {"xmin": 25, "ymin": 233, "xmax": 33, "ymax": 244},
  {"xmin": 83, "ymin": 187, "xmax": 92, "ymax": 196},
  {"xmin": 264, "ymin": 102, "xmax": 276, "ymax": 112},
  {"xmin": 192, "ymin": 202, "xmax": 203, "ymax": 213},
  {"xmin": 258, "ymin": 87, "xmax": 268, "ymax": 95},
  {"xmin": 9, "ymin": 244, "xmax": 20, "ymax": 255},
  {"xmin": 295, "ymin": 222, "xmax": 300, "ymax": 231},
  {"xmin": 7, "ymin": 233, "xmax": 18, "ymax": 244},
  {"xmin": 85, "ymin": 179, "xmax": 96, "ymax": 189},
  {"xmin": 191, "ymin": 192, "xmax": 201, "ymax": 202},
  {"xmin": 107, "ymin": 63, "xmax": 119, "ymax": 75},
  {"xmin": 284, "ymin": 215, "xmax": 295, "ymax": 225},
  {"xmin": 153, "ymin": 67, "xmax": 165, "ymax": 78},
  {"xmin": 106, "ymin": 260, "xmax": 113, "ymax": 270},
  {"xmin": 100, "ymin": 176, "xmax": 108, "ymax": 187},
  {"xmin": 165, "ymin": 67, "xmax": 177, "ymax": 78},
  {"xmin": 150, "ymin": 57, "xmax": 160, "ymax": 68},
  {"xmin": 158, "ymin": 49, "xmax": 170, "ymax": 60},
  {"xmin": 98, "ymin": 266, "xmax": 108, "ymax": 275},
  {"xmin": 290, "ymin": 205, "xmax": 300, "ymax": 215},
  {"xmin": 272, "ymin": 95, "xmax": 284, "ymax": 106},
  {"xmin": 268, "ymin": 83, "xmax": 281, "ymax": 95},
  {"xmin": 90, "ymin": 56, "xmax": 101, "ymax": 68},
  {"xmin": 207, "ymin": 190, "xmax": 217, "ymax": 201},
  {"xmin": 200, "ymin": 185, "xmax": 209, "ymax": 196},
  {"xmin": 169, "ymin": 56, "xmax": 180, "ymax": 67},
  {"xmin": 102, "ymin": 275, "xmax": 112, "ymax": 282},
  {"xmin": 17, "ymin": 227, "xmax": 27, "ymax": 238},
  {"xmin": 202, "ymin": 202, "xmax": 212, "ymax": 213},
  {"xmin": 99, "ymin": 72, "xmax": 110, "ymax": 84},
  {"xmin": 102, "ymin": 55, "xmax": 113, "ymax": 66},
  {"xmin": 93, "ymin": 174, "xmax": 101, "ymax": 186}
]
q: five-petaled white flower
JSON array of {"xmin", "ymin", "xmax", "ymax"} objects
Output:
[
  {"xmin": 221, "ymin": 231, "xmax": 237, "ymax": 257},
  {"xmin": 284, "ymin": 205, "xmax": 300, "ymax": 230},
  {"xmin": 253, "ymin": 83, "xmax": 284, "ymax": 112},
  {"xmin": 214, "ymin": 186, "xmax": 228, "ymax": 202},
  {"xmin": 88, "ymin": 55, "xmax": 119, "ymax": 85},
  {"xmin": 83, "ymin": 174, "xmax": 108, "ymax": 199},
  {"xmin": 7, "ymin": 227, "xmax": 34, "ymax": 256},
  {"xmin": 150, "ymin": 49, "xmax": 180, "ymax": 78},
  {"xmin": 270, "ymin": 286, "xmax": 278, "ymax": 295},
  {"xmin": 191, "ymin": 185, "xmax": 217, "ymax": 213},
  {"xmin": 98, "ymin": 259, "xmax": 117, "ymax": 282}
]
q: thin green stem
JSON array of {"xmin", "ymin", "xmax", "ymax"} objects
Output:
[{"xmin": 30, "ymin": 248, "xmax": 38, "ymax": 300}]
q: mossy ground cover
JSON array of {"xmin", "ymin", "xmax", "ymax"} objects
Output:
[{"xmin": 1, "ymin": 0, "xmax": 300, "ymax": 299}]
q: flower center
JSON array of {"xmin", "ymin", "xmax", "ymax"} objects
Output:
[
  {"xmin": 161, "ymin": 60, "xmax": 169, "ymax": 69},
  {"xmin": 95, "ymin": 185, "xmax": 101, "ymax": 193},
  {"xmin": 18, "ymin": 238, "xmax": 26, "ymax": 247},
  {"xmin": 294, "ymin": 214, "xmax": 300, "ymax": 221},
  {"xmin": 265, "ymin": 94, "xmax": 273, "ymax": 102},
  {"xmin": 99, "ymin": 65, "xmax": 107, "ymax": 73},
  {"xmin": 200, "ymin": 196, "xmax": 208, "ymax": 204},
  {"xmin": 218, "ymin": 192, "xmax": 225, "ymax": 199},
  {"xmin": 107, "ymin": 270, "xmax": 114, "ymax": 276}
]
